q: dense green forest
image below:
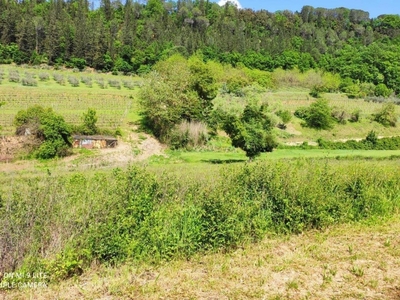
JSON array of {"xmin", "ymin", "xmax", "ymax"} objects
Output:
[{"xmin": 1, "ymin": 1, "xmax": 400, "ymax": 92}]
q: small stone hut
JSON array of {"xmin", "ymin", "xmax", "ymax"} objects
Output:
[{"xmin": 72, "ymin": 135, "xmax": 118, "ymax": 149}]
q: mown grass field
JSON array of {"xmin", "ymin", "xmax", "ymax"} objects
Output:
[{"xmin": 3, "ymin": 215, "xmax": 400, "ymax": 300}]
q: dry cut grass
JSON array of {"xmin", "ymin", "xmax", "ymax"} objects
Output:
[{"xmin": 3, "ymin": 216, "xmax": 400, "ymax": 300}]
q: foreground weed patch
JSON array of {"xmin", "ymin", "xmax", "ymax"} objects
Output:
[{"xmin": 0, "ymin": 159, "xmax": 399, "ymax": 286}]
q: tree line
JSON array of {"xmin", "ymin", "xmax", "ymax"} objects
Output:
[{"xmin": 1, "ymin": 1, "xmax": 400, "ymax": 91}]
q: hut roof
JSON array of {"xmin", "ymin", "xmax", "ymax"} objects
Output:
[{"xmin": 72, "ymin": 135, "xmax": 118, "ymax": 141}]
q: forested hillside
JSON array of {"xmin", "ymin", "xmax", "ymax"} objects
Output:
[{"xmin": 1, "ymin": 1, "xmax": 400, "ymax": 92}]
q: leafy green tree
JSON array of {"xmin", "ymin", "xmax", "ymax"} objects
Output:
[
  {"xmin": 295, "ymin": 99, "xmax": 335, "ymax": 130},
  {"xmin": 14, "ymin": 105, "xmax": 72, "ymax": 159},
  {"xmin": 223, "ymin": 104, "xmax": 278, "ymax": 160},
  {"xmin": 81, "ymin": 108, "xmax": 98, "ymax": 135},
  {"xmin": 374, "ymin": 83, "xmax": 392, "ymax": 97},
  {"xmin": 139, "ymin": 55, "xmax": 197, "ymax": 140},
  {"xmin": 189, "ymin": 56, "xmax": 218, "ymax": 107},
  {"xmin": 140, "ymin": 55, "xmax": 218, "ymax": 141},
  {"xmin": 276, "ymin": 109, "xmax": 292, "ymax": 129},
  {"xmin": 373, "ymin": 102, "xmax": 398, "ymax": 127}
]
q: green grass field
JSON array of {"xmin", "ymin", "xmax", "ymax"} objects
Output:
[
  {"xmin": 0, "ymin": 65, "xmax": 142, "ymax": 134},
  {"xmin": 214, "ymin": 90, "xmax": 400, "ymax": 142},
  {"xmin": 149, "ymin": 149, "xmax": 400, "ymax": 165},
  {"xmin": 1, "ymin": 64, "xmax": 400, "ymax": 142}
]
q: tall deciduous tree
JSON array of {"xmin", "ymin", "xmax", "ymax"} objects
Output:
[{"xmin": 223, "ymin": 104, "xmax": 277, "ymax": 160}]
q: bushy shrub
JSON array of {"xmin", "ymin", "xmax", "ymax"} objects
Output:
[
  {"xmin": 223, "ymin": 104, "xmax": 278, "ymax": 159},
  {"xmin": 331, "ymin": 108, "xmax": 348, "ymax": 124},
  {"xmin": 275, "ymin": 109, "xmax": 292, "ymax": 129},
  {"xmin": 276, "ymin": 109, "xmax": 292, "ymax": 124},
  {"xmin": 321, "ymin": 72, "xmax": 341, "ymax": 92},
  {"xmin": 223, "ymin": 67, "xmax": 250, "ymax": 96},
  {"xmin": 80, "ymin": 108, "xmax": 98, "ymax": 135},
  {"xmin": 294, "ymin": 106, "xmax": 310, "ymax": 119},
  {"xmin": 122, "ymin": 80, "xmax": 135, "ymax": 90},
  {"xmin": 108, "ymin": 79, "xmax": 121, "ymax": 89},
  {"xmin": 374, "ymin": 83, "xmax": 392, "ymax": 98},
  {"xmin": 295, "ymin": 99, "xmax": 334, "ymax": 130},
  {"xmin": 309, "ymin": 85, "xmax": 324, "ymax": 98},
  {"xmin": 96, "ymin": 78, "xmax": 107, "ymax": 89},
  {"xmin": 359, "ymin": 82, "xmax": 376, "ymax": 97},
  {"xmin": 373, "ymin": 102, "xmax": 398, "ymax": 127},
  {"xmin": 244, "ymin": 68, "xmax": 274, "ymax": 89},
  {"xmin": 8, "ymin": 70, "xmax": 20, "ymax": 82},
  {"xmin": 14, "ymin": 105, "xmax": 71, "ymax": 159},
  {"xmin": 339, "ymin": 77, "xmax": 354, "ymax": 93},
  {"xmin": 53, "ymin": 73, "xmax": 65, "ymax": 85},
  {"xmin": 344, "ymin": 84, "xmax": 362, "ymax": 99},
  {"xmin": 21, "ymin": 76, "xmax": 38, "ymax": 86},
  {"xmin": 349, "ymin": 109, "xmax": 361, "ymax": 123},
  {"xmin": 66, "ymin": 57, "xmax": 86, "ymax": 71},
  {"xmin": 39, "ymin": 72, "xmax": 50, "ymax": 81},
  {"xmin": 68, "ymin": 76, "xmax": 80, "ymax": 87},
  {"xmin": 81, "ymin": 76, "xmax": 93, "ymax": 87},
  {"xmin": 189, "ymin": 56, "xmax": 219, "ymax": 102}
]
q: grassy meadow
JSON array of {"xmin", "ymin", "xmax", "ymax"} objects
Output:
[
  {"xmin": 1, "ymin": 64, "xmax": 400, "ymax": 299},
  {"xmin": 0, "ymin": 65, "xmax": 141, "ymax": 135}
]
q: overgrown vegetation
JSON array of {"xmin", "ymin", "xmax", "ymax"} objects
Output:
[
  {"xmin": 373, "ymin": 102, "xmax": 398, "ymax": 127},
  {"xmin": 168, "ymin": 120, "xmax": 209, "ymax": 150},
  {"xmin": 0, "ymin": 160, "xmax": 399, "ymax": 284},
  {"xmin": 223, "ymin": 104, "xmax": 278, "ymax": 159},
  {"xmin": 317, "ymin": 131, "xmax": 400, "ymax": 150},
  {"xmin": 14, "ymin": 105, "xmax": 72, "ymax": 159},
  {"xmin": 73, "ymin": 108, "xmax": 99, "ymax": 135},
  {"xmin": 295, "ymin": 98, "xmax": 335, "ymax": 130},
  {"xmin": 139, "ymin": 54, "xmax": 218, "ymax": 142}
]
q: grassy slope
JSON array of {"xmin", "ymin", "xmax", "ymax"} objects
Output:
[
  {"xmin": 2, "ymin": 64, "xmax": 399, "ymax": 142},
  {"xmin": 214, "ymin": 90, "xmax": 400, "ymax": 143},
  {"xmin": 1, "ymin": 66, "xmax": 400, "ymax": 299},
  {"xmin": 0, "ymin": 64, "xmax": 141, "ymax": 134},
  {"xmin": 2, "ymin": 215, "xmax": 399, "ymax": 300}
]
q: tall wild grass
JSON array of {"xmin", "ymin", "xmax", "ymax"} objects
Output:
[{"xmin": 0, "ymin": 159, "xmax": 399, "ymax": 283}]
